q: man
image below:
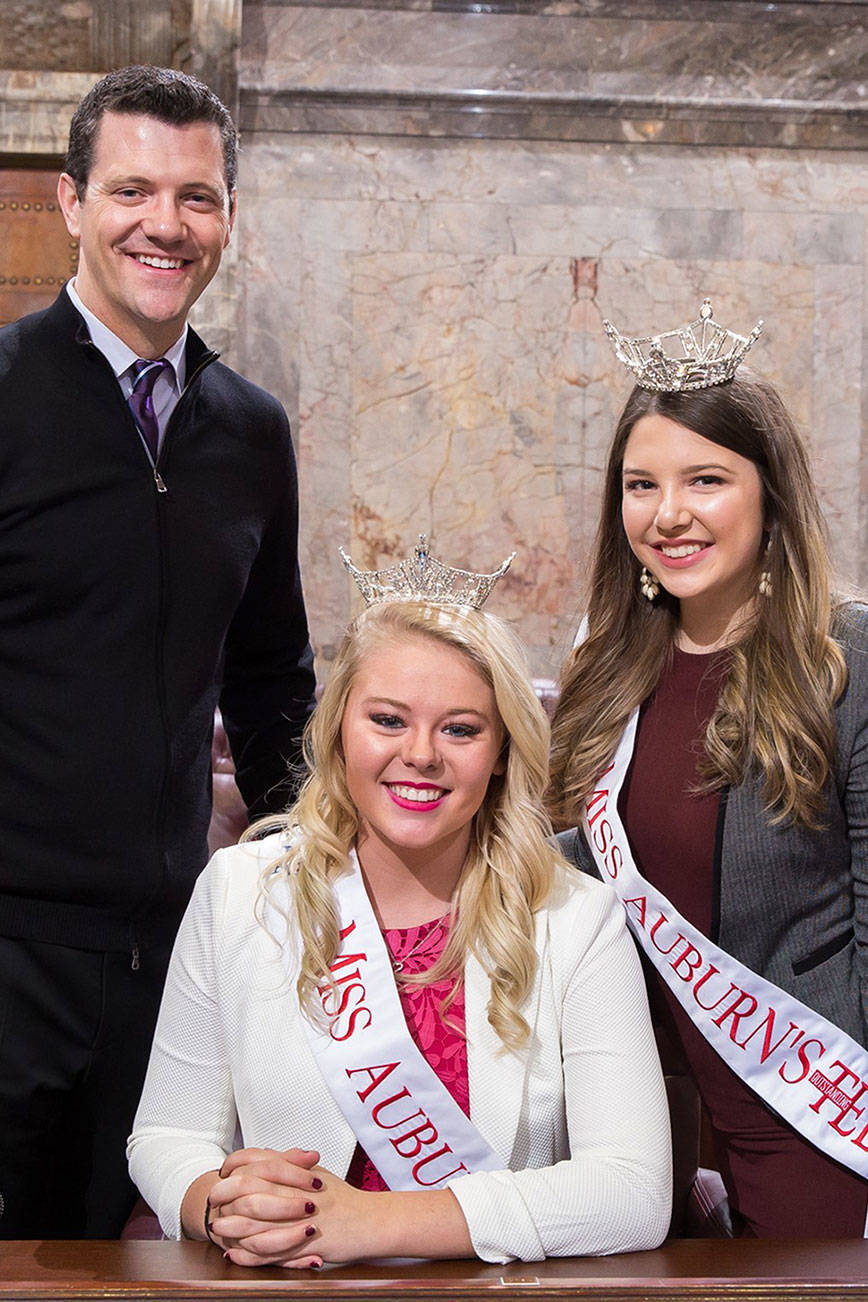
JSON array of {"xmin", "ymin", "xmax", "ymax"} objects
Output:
[{"xmin": 0, "ymin": 66, "xmax": 316, "ymax": 1239}]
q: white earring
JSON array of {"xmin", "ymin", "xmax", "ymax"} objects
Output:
[{"xmin": 639, "ymin": 566, "xmax": 660, "ymax": 602}]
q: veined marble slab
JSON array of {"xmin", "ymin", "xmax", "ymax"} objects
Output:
[
  {"xmin": 240, "ymin": 2, "xmax": 867, "ymax": 147},
  {"xmin": 232, "ymin": 132, "xmax": 867, "ymax": 675}
]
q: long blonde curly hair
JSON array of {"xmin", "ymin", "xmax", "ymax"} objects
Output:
[
  {"xmin": 548, "ymin": 372, "xmax": 847, "ymax": 832},
  {"xmin": 252, "ymin": 601, "xmax": 559, "ymax": 1051}
]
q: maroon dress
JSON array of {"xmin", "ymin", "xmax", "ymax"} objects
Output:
[{"xmin": 622, "ymin": 646, "xmax": 868, "ymax": 1237}]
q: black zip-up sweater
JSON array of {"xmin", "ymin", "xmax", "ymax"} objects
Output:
[{"xmin": 0, "ymin": 291, "xmax": 316, "ymax": 952}]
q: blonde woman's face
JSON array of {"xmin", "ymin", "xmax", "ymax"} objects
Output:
[
  {"xmin": 621, "ymin": 413, "xmax": 766, "ymax": 631},
  {"xmin": 340, "ymin": 634, "xmax": 505, "ymax": 875}
]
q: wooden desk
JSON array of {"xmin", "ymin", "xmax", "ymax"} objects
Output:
[{"xmin": 2, "ymin": 1240, "xmax": 867, "ymax": 1302}]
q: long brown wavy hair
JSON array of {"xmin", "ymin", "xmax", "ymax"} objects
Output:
[{"xmin": 548, "ymin": 371, "xmax": 847, "ymax": 831}]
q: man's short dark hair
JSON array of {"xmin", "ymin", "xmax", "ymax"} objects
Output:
[{"xmin": 65, "ymin": 65, "xmax": 238, "ymax": 201}]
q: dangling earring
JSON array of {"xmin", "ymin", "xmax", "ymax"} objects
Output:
[
  {"xmin": 639, "ymin": 566, "xmax": 660, "ymax": 602},
  {"xmin": 758, "ymin": 536, "xmax": 772, "ymax": 598}
]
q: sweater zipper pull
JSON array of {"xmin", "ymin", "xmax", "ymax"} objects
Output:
[
  {"xmin": 154, "ymin": 467, "xmax": 167, "ymax": 493},
  {"xmin": 131, "ymin": 944, "xmax": 141, "ymax": 971}
]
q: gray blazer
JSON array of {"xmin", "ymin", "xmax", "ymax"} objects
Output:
[{"xmin": 557, "ymin": 603, "xmax": 868, "ymax": 1050}]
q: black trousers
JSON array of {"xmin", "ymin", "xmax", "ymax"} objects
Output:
[{"xmin": 0, "ymin": 934, "xmax": 172, "ymax": 1239}]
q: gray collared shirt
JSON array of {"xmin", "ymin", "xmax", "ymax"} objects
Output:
[{"xmin": 66, "ymin": 280, "xmax": 187, "ymax": 452}]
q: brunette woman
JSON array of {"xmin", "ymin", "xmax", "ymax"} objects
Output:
[{"xmin": 549, "ymin": 302, "xmax": 868, "ymax": 1238}]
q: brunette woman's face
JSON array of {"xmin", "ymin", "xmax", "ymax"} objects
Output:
[
  {"xmin": 340, "ymin": 633, "xmax": 506, "ymax": 873},
  {"xmin": 621, "ymin": 413, "xmax": 766, "ymax": 627}
]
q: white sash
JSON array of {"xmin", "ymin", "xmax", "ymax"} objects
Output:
[
  {"xmin": 585, "ymin": 711, "xmax": 868, "ymax": 1185},
  {"xmin": 291, "ymin": 852, "xmax": 501, "ymax": 1191}
]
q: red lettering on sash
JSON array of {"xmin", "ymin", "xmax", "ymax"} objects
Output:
[
  {"xmin": 734, "ymin": 1009, "xmax": 803, "ymax": 1061},
  {"xmin": 327, "ymin": 986, "xmax": 372, "ymax": 1040},
  {"xmin": 321, "ymin": 977, "xmax": 363, "ymax": 1016},
  {"xmin": 670, "ymin": 940, "xmax": 704, "ymax": 982},
  {"xmin": 320, "ymin": 919, "xmax": 373, "ymax": 1037},
  {"xmin": 829, "ymin": 1095, "xmax": 867, "ymax": 1137},
  {"xmin": 330, "ymin": 953, "xmax": 367, "ymax": 974},
  {"xmin": 371, "ymin": 1090, "xmax": 419, "ymax": 1129},
  {"xmin": 649, "ymin": 913, "xmax": 682, "ymax": 957},
  {"xmin": 411, "ymin": 1144, "xmax": 469, "ymax": 1186},
  {"xmin": 808, "ymin": 1061, "xmax": 868, "ymax": 1135},
  {"xmin": 590, "ymin": 819, "xmax": 624, "ymax": 881},
  {"xmin": 579, "ymin": 740, "xmax": 868, "ymax": 1179},
  {"xmin": 692, "ymin": 968, "xmax": 733, "ymax": 1011},
  {"xmin": 329, "ymin": 999, "xmax": 374, "ymax": 1041},
  {"xmin": 392, "ymin": 1117, "xmax": 440, "ymax": 1157},
  {"xmin": 779, "ymin": 1037, "xmax": 825, "ymax": 1085},
  {"xmin": 347, "ymin": 1061, "xmax": 400, "ymax": 1102},
  {"xmin": 586, "ymin": 788, "xmax": 609, "ymax": 827},
  {"xmin": 712, "ymin": 989, "xmax": 759, "ymax": 1042},
  {"xmin": 591, "ymin": 818, "xmax": 614, "ymax": 856},
  {"xmin": 313, "ymin": 877, "xmax": 503, "ymax": 1187},
  {"xmin": 623, "ymin": 896, "xmax": 647, "ymax": 929}
]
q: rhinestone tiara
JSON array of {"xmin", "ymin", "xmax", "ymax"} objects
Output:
[
  {"xmin": 340, "ymin": 534, "xmax": 515, "ymax": 611},
  {"xmin": 603, "ymin": 298, "xmax": 763, "ymax": 393}
]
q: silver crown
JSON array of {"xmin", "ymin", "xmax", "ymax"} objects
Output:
[
  {"xmin": 340, "ymin": 535, "xmax": 514, "ymax": 610},
  {"xmin": 603, "ymin": 298, "xmax": 763, "ymax": 392}
]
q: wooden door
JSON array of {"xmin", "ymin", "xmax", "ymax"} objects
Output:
[{"xmin": 0, "ymin": 168, "xmax": 78, "ymax": 326}]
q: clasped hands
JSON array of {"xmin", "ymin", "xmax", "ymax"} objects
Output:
[{"xmin": 205, "ymin": 1146, "xmax": 374, "ymax": 1268}]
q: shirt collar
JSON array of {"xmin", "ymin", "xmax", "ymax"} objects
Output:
[{"xmin": 66, "ymin": 280, "xmax": 187, "ymax": 390}]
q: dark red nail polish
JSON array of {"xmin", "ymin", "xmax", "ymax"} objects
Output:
[
  {"xmin": 305, "ymin": 1225, "xmax": 316, "ymax": 1238},
  {"xmin": 305, "ymin": 1201, "xmax": 315, "ymax": 1214},
  {"xmin": 311, "ymin": 1177, "xmax": 323, "ymax": 1190},
  {"xmin": 310, "ymin": 1260, "xmax": 322, "ymax": 1269}
]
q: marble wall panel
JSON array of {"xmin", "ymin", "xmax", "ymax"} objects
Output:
[
  {"xmin": 242, "ymin": 3, "xmax": 864, "ymax": 103},
  {"xmin": 240, "ymin": 1, "xmax": 866, "ymax": 147},
  {"xmin": 294, "ymin": 247, "xmax": 357, "ymax": 659},
  {"xmin": 810, "ymin": 262, "xmax": 864, "ymax": 555},
  {"xmin": 0, "ymin": 71, "xmax": 94, "ymax": 156},
  {"xmin": 346, "ymin": 250, "xmax": 585, "ymax": 668},
  {"xmin": 233, "ymin": 132, "xmax": 867, "ymax": 678}
]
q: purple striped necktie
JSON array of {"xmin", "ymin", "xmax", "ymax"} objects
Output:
[{"xmin": 128, "ymin": 358, "xmax": 171, "ymax": 459}]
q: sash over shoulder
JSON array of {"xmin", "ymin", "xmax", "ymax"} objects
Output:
[
  {"xmin": 266, "ymin": 851, "xmax": 501, "ymax": 1192},
  {"xmin": 585, "ymin": 712, "xmax": 868, "ymax": 1207}
]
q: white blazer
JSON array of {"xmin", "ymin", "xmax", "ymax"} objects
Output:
[{"xmin": 128, "ymin": 836, "xmax": 671, "ymax": 1263}]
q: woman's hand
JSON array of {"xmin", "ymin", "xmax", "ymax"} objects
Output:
[
  {"xmin": 285, "ymin": 1168, "xmax": 472, "ymax": 1265},
  {"xmin": 212, "ymin": 1157, "xmax": 377, "ymax": 1267},
  {"xmin": 205, "ymin": 1147, "xmax": 326, "ymax": 1268},
  {"xmin": 197, "ymin": 1149, "xmax": 472, "ymax": 1268},
  {"xmin": 270, "ymin": 1166, "xmax": 385, "ymax": 1266}
]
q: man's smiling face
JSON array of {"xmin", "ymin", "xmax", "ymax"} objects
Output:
[{"xmin": 57, "ymin": 111, "xmax": 234, "ymax": 356}]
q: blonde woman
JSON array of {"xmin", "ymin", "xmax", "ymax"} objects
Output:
[
  {"xmin": 129, "ymin": 549, "xmax": 671, "ymax": 1268},
  {"xmin": 549, "ymin": 303, "xmax": 868, "ymax": 1237}
]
